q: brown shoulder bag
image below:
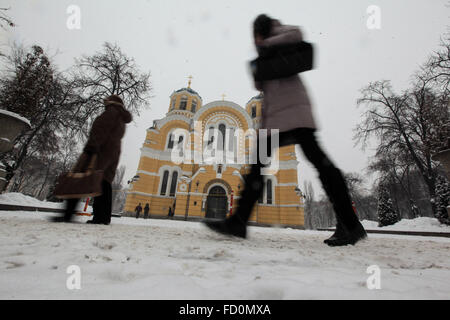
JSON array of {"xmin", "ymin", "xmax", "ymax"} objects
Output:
[{"xmin": 53, "ymin": 154, "xmax": 104, "ymax": 199}]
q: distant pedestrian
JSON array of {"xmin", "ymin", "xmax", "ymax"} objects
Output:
[
  {"xmin": 52, "ymin": 94, "xmax": 132, "ymax": 225},
  {"xmin": 168, "ymin": 201, "xmax": 175, "ymax": 218},
  {"xmin": 135, "ymin": 203, "xmax": 142, "ymax": 219},
  {"xmin": 144, "ymin": 203, "xmax": 150, "ymax": 219},
  {"xmin": 204, "ymin": 14, "xmax": 367, "ymax": 246}
]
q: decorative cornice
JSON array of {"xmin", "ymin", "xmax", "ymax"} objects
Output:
[
  {"xmin": 153, "ymin": 114, "xmax": 192, "ymax": 130},
  {"xmin": 137, "ymin": 169, "xmax": 191, "ymax": 177},
  {"xmin": 140, "ymin": 146, "xmax": 175, "ymax": 162},
  {"xmin": 147, "ymin": 128, "xmax": 160, "ymax": 134},
  {"xmin": 165, "ymin": 110, "xmax": 195, "ymax": 118},
  {"xmin": 136, "ymin": 170, "xmax": 158, "ymax": 176},
  {"xmin": 258, "ymin": 204, "xmax": 304, "ymax": 208},
  {"xmin": 126, "ymin": 191, "xmax": 175, "ymax": 199}
]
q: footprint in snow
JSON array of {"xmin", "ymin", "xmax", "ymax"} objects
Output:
[
  {"xmin": 92, "ymin": 241, "xmax": 116, "ymax": 250},
  {"xmin": 5, "ymin": 261, "xmax": 25, "ymax": 269}
]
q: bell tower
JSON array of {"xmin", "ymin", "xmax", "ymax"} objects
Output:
[
  {"xmin": 246, "ymin": 93, "xmax": 263, "ymax": 129},
  {"xmin": 167, "ymin": 76, "xmax": 203, "ymax": 117}
]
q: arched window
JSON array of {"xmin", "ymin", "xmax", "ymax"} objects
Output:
[
  {"xmin": 170, "ymin": 98, "xmax": 176, "ymax": 110},
  {"xmin": 218, "ymin": 124, "xmax": 226, "ymax": 151},
  {"xmin": 258, "ymin": 189, "xmax": 263, "ymax": 204},
  {"xmin": 191, "ymin": 100, "xmax": 197, "ymax": 113},
  {"xmin": 207, "ymin": 127, "xmax": 214, "ymax": 145},
  {"xmin": 180, "ymin": 96, "xmax": 187, "ymax": 110},
  {"xmin": 160, "ymin": 170, "xmax": 169, "ymax": 195},
  {"xmin": 169, "ymin": 171, "xmax": 178, "ymax": 197},
  {"xmin": 258, "ymin": 179, "xmax": 263, "ymax": 204},
  {"xmin": 251, "ymin": 105, "xmax": 257, "ymax": 118},
  {"xmin": 167, "ymin": 133, "xmax": 174, "ymax": 149},
  {"xmin": 177, "ymin": 135, "xmax": 184, "ymax": 157},
  {"xmin": 266, "ymin": 179, "xmax": 273, "ymax": 204}
]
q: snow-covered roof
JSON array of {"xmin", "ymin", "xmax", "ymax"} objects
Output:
[
  {"xmin": 246, "ymin": 93, "xmax": 264, "ymax": 105},
  {"xmin": 170, "ymin": 87, "xmax": 202, "ymax": 101},
  {"xmin": 0, "ymin": 109, "xmax": 31, "ymax": 127}
]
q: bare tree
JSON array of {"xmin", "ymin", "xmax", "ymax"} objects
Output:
[
  {"xmin": 354, "ymin": 80, "xmax": 448, "ymax": 217},
  {"xmin": 302, "ymin": 180, "xmax": 315, "ymax": 229},
  {"xmin": 0, "ymin": 44, "xmax": 82, "ymax": 190},
  {"xmin": 0, "ymin": 7, "xmax": 15, "ymax": 57},
  {"xmin": 418, "ymin": 37, "xmax": 450, "ymax": 93},
  {"xmin": 0, "ymin": 42, "xmax": 151, "ymax": 202},
  {"xmin": 5, "ymin": 130, "xmax": 80, "ymax": 201},
  {"xmin": 355, "ymin": 36, "xmax": 450, "ymax": 223},
  {"xmin": 342, "ymin": 172, "xmax": 377, "ymax": 221},
  {"xmin": 71, "ymin": 42, "xmax": 152, "ymax": 137},
  {"xmin": 343, "ymin": 172, "xmax": 364, "ymax": 199},
  {"xmin": 0, "ymin": 7, "xmax": 15, "ymax": 30}
]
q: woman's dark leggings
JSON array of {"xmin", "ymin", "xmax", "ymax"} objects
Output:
[{"xmin": 234, "ymin": 128, "xmax": 360, "ymax": 230}]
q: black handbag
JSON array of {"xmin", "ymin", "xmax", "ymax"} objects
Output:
[{"xmin": 250, "ymin": 41, "xmax": 314, "ymax": 81}]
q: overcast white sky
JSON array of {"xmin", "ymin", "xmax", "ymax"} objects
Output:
[{"xmin": 1, "ymin": 0, "xmax": 449, "ymax": 197}]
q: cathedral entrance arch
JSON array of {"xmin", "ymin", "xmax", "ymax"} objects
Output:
[{"xmin": 205, "ymin": 185, "xmax": 228, "ymax": 219}]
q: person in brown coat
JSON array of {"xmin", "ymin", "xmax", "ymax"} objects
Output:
[
  {"xmin": 204, "ymin": 14, "xmax": 367, "ymax": 246},
  {"xmin": 52, "ymin": 94, "xmax": 132, "ymax": 224}
]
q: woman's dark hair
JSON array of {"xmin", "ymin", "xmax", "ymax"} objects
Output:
[{"xmin": 253, "ymin": 14, "xmax": 273, "ymax": 39}]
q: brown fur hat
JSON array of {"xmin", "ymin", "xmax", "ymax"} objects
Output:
[{"xmin": 104, "ymin": 94, "xmax": 124, "ymax": 107}]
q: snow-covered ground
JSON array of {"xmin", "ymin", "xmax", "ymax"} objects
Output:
[
  {"xmin": 0, "ymin": 192, "xmax": 92, "ymax": 212},
  {"xmin": 0, "ymin": 192, "xmax": 64, "ymax": 208},
  {"xmin": 1, "ymin": 192, "xmax": 449, "ymax": 232},
  {"xmin": 361, "ymin": 217, "xmax": 450, "ymax": 233},
  {"xmin": 0, "ymin": 210, "xmax": 449, "ymax": 300}
]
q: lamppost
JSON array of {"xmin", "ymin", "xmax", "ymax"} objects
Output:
[
  {"xmin": 295, "ymin": 185, "xmax": 305, "ymax": 208},
  {"xmin": 180, "ymin": 176, "xmax": 192, "ymax": 221},
  {"xmin": 125, "ymin": 175, "xmax": 140, "ymax": 217}
]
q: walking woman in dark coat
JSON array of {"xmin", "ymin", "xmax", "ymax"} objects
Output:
[
  {"xmin": 204, "ymin": 14, "xmax": 367, "ymax": 246},
  {"xmin": 52, "ymin": 95, "xmax": 132, "ymax": 224},
  {"xmin": 143, "ymin": 203, "xmax": 150, "ymax": 219}
]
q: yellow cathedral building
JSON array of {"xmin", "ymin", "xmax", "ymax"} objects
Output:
[{"xmin": 124, "ymin": 80, "xmax": 305, "ymax": 227}]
